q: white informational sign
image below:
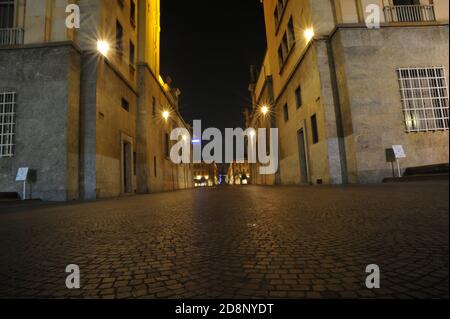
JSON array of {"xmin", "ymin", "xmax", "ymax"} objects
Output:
[
  {"xmin": 392, "ymin": 145, "xmax": 406, "ymax": 159},
  {"xmin": 16, "ymin": 167, "xmax": 30, "ymax": 182}
]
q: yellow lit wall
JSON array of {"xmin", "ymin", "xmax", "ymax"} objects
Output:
[
  {"xmin": 138, "ymin": 0, "xmax": 161, "ymax": 76},
  {"xmin": 20, "ymin": 0, "xmax": 76, "ymax": 44}
]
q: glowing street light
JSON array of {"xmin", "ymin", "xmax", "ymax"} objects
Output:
[
  {"xmin": 162, "ymin": 110, "xmax": 170, "ymax": 121},
  {"xmin": 304, "ymin": 28, "xmax": 314, "ymax": 42},
  {"xmin": 97, "ymin": 40, "xmax": 110, "ymax": 57},
  {"xmin": 261, "ymin": 105, "xmax": 269, "ymax": 116}
]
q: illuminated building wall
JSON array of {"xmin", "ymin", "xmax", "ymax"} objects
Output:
[
  {"xmin": 0, "ymin": 0, "xmax": 193, "ymax": 200},
  {"xmin": 249, "ymin": 0, "xmax": 449, "ymax": 185}
]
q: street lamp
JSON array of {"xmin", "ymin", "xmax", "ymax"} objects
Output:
[
  {"xmin": 97, "ymin": 40, "xmax": 110, "ymax": 57},
  {"xmin": 261, "ymin": 105, "xmax": 269, "ymax": 116},
  {"xmin": 162, "ymin": 110, "xmax": 170, "ymax": 121}
]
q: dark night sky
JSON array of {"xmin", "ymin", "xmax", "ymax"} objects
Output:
[{"xmin": 160, "ymin": 0, "xmax": 267, "ymax": 132}]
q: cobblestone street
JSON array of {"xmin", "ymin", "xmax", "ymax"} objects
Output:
[{"xmin": 0, "ymin": 181, "xmax": 448, "ymax": 299}]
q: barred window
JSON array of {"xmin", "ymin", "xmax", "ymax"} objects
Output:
[
  {"xmin": 0, "ymin": 91, "xmax": 16, "ymax": 157},
  {"xmin": 398, "ymin": 67, "xmax": 449, "ymax": 132}
]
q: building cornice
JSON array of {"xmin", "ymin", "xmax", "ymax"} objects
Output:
[
  {"xmin": 137, "ymin": 62, "xmax": 189, "ymax": 130},
  {"xmin": 137, "ymin": 62, "xmax": 178, "ymax": 106},
  {"xmin": 0, "ymin": 40, "xmax": 82, "ymax": 54}
]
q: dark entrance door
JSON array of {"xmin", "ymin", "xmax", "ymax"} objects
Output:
[
  {"xmin": 297, "ymin": 129, "xmax": 309, "ymax": 184},
  {"xmin": 123, "ymin": 141, "xmax": 132, "ymax": 193}
]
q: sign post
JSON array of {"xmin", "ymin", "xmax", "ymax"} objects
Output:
[
  {"xmin": 392, "ymin": 145, "xmax": 406, "ymax": 178},
  {"xmin": 16, "ymin": 168, "xmax": 30, "ymax": 200}
]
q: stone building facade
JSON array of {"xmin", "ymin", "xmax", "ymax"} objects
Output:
[
  {"xmin": 193, "ymin": 162, "xmax": 219, "ymax": 187},
  {"xmin": 246, "ymin": 60, "xmax": 278, "ymax": 186},
  {"xmin": 248, "ymin": 0, "xmax": 449, "ymax": 185},
  {"xmin": 227, "ymin": 161, "xmax": 251, "ymax": 185},
  {"xmin": 0, "ymin": 0, "xmax": 193, "ymax": 201}
]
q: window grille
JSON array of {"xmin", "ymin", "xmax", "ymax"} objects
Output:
[
  {"xmin": 398, "ymin": 67, "xmax": 449, "ymax": 132},
  {"xmin": 0, "ymin": 91, "xmax": 16, "ymax": 157}
]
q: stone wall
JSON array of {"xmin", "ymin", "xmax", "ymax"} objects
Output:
[
  {"xmin": 276, "ymin": 45, "xmax": 334, "ymax": 185},
  {"xmin": 137, "ymin": 64, "xmax": 193, "ymax": 193},
  {"xmin": 332, "ymin": 25, "xmax": 450, "ymax": 183},
  {"xmin": 95, "ymin": 59, "xmax": 138, "ymax": 198},
  {"xmin": 0, "ymin": 43, "xmax": 81, "ymax": 201}
]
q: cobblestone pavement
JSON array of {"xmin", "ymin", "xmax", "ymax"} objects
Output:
[{"xmin": 0, "ymin": 182, "xmax": 448, "ymax": 299}]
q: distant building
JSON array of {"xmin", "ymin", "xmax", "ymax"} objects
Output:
[
  {"xmin": 193, "ymin": 162, "xmax": 218, "ymax": 187},
  {"xmin": 248, "ymin": 0, "xmax": 449, "ymax": 185},
  {"xmin": 227, "ymin": 161, "xmax": 250, "ymax": 185},
  {"xmin": 245, "ymin": 70, "xmax": 278, "ymax": 186},
  {"xmin": 0, "ymin": 0, "xmax": 193, "ymax": 201}
]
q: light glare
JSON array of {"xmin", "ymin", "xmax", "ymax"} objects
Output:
[
  {"xmin": 97, "ymin": 40, "xmax": 110, "ymax": 56},
  {"xmin": 304, "ymin": 28, "xmax": 314, "ymax": 41}
]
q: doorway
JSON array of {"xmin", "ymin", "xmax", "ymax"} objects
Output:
[
  {"xmin": 121, "ymin": 136, "xmax": 133, "ymax": 194},
  {"xmin": 297, "ymin": 128, "xmax": 309, "ymax": 184}
]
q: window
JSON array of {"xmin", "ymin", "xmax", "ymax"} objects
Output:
[
  {"xmin": 282, "ymin": 34, "xmax": 289, "ymax": 58},
  {"xmin": 164, "ymin": 133, "xmax": 170, "ymax": 158},
  {"xmin": 152, "ymin": 97, "xmax": 157, "ymax": 117},
  {"xmin": 121, "ymin": 98, "xmax": 129, "ymax": 112},
  {"xmin": 386, "ymin": 0, "xmax": 435, "ymax": 23},
  {"xmin": 287, "ymin": 17, "xmax": 295, "ymax": 48},
  {"xmin": 133, "ymin": 151, "xmax": 137, "ymax": 175},
  {"xmin": 311, "ymin": 114, "xmax": 319, "ymax": 144},
  {"xmin": 398, "ymin": 67, "xmax": 449, "ymax": 132},
  {"xmin": 278, "ymin": 33, "xmax": 290, "ymax": 70},
  {"xmin": 393, "ymin": 0, "xmax": 419, "ymax": 4},
  {"xmin": 274, "ymin": 6, "xmax": 280, "ymax": 29},
  {"xmin": 129, "ymin": 41, "xmax": 136, "ymax": 75},
  {"xmin": 278, "ymin": 22, "xmax": 295, "ymax": 70},
  {"xmin": 278, "ymin": 45, "xmax": 284, "ymax": 69},
  {"xmin": 130, "ymin": 0, "xmax": 136, "ymax": 26},
  {"xmin": 0, "ymin": 91, "xmax": 16, "ymax": 157},
  {"xmin": 116, "ymin": 20, "xmax": 123, "ymax": 56},
  {"xmin": 295, "ymin": 86, "xmax": 302, "ymax": 109},
  {"xmin": 283, "ymin": 104, "xmax": 289, "ymax": 122},
  {"xmin": 0, "ymin": 0, "xmax": 14, "ymax": 28},
  {"xmin": 274, "ymin": 0, "xmax": 287, "ymax": 29},
  {"xmin": 129, "ymin": 41, "xmax": 135, "ymax": 64}
]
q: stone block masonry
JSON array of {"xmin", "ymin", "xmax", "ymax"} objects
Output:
[{"xmin": 0, "ymin": 43, "xmax": 81, "ymax": 201}]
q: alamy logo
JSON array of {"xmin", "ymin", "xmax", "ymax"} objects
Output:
[
  {"xmin": 65, "ymin": 4, "xmax": 383, "ymax": 31},
  {"xmin": 365, "ymin": 4, "xmax": 381, "ymax": 29},
  {"xmin": 65, "ymin": 264, "xmax": 80, "ymax": 289},
  {"xmin": 65, "ymin": 4, "xmax": 80, "ymax": 29},
  {"xmin": 169, "ymin": 120, "xmax": 279, "ymax": 175},
  {"xmin": 365, "ymin": 264, "xmax": 381, "ymax": 289}
]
